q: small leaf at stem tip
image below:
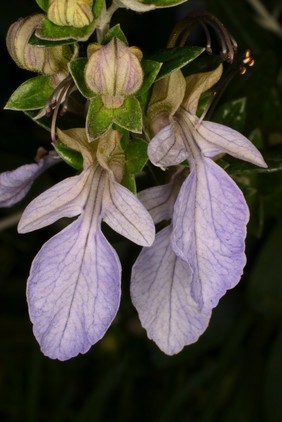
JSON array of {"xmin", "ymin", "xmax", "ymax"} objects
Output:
[
  {"xmin": 103, "ymin": 24, "xmax": 128, "ymax": 45},
  {"xmin": 52, "ymin": 140, "xmax": 83, "ymax": 170},
  {"xmin": 69, "ymin": 58, "xmax": 94, "ymax": 99},
  {"xmin": 150, "ymin": 46, "xmax": 205, "ymax": 80},
  {"xmin": 4, "ymin": 75, "xmax": 54, "ymax": 111}
]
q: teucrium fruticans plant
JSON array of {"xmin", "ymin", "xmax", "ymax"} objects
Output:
[{"xmin": 0, "ymin": 2, "xmax": 268, "ymax": 360}]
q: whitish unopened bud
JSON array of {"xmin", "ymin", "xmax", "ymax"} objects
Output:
[
  {"xmin": 47, "ymin": 0, "xmax": 94, "ymax": 28},
  {"xmin": 6, "ymin": 14, "xmax": 73, "ymax": 75},
  {"xmin": 85, "ymin": 38, "xmax": 143, "ymax": 109}
]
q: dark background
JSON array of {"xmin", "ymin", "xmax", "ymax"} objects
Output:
[{"xmin": 0, "ymin": 0, "xmax": 282, "ymax": 421}]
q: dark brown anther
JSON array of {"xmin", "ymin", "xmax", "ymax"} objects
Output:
[{"xmin": 167, "ymin": 10, "xmax": 237, "ymax": 64}]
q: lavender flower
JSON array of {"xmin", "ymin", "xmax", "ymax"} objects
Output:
[
  {"xmin": 131, "ymin": 172, "xmax": 212, "ymax": 355},
  {"xmin": 0, "ymin": 150, "xmax": 59, "ymax": 208},
  {"xmin": 17, "ymin": 129, "xmax": 155, "ymax": 360},
  {"xmin": 131, "ymin": 66, "xmax": 267, "ymax": 353}
]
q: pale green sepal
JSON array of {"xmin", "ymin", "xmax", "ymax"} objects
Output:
[
  {"xmin": 150, "ymin": 46, "xmax": 205, "ymax": 80},
  {"xmin": 182, "ymin": 64, "xmax": 223, "ymax": 114},
  {"xmin": 69, "ymin": 58, "xmax": 94, "ymax": 98},
  {"xmin": 87, "ymin": 96, "xmax": 142, "ymax": 141},
  {"xmin": 35, "ymin": 16, "xmax": 96, "ymax": 42},
  {"xmin": 4, "ymin": 75, "xmax": 54, "ymax": 111},
  {"xmin": 113, "ymin": 97, "xmax": 142, "ymax": 133},
  {"xmin": 147, "ymin": 70, "xmax": 186, "ymax": 134},
  {"xmin": 103, "ymin": 24, "xmax": 128, "ymax": 45},
  {"xmin": 86, "ymin": 96, "xmax": 113, "ymax": 141},
  {"xmin": 53, "ymin": 139, "xmax": 83, "ymax": 171}
]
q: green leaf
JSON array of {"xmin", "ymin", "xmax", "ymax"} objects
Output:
[
  {"xmin": 53, "ymin": 139, "xmax": 83, "ymax": 171},
  {"xmin": 125, "ymin": 138, "xmax": 148, "ymax": 174},
  {"xmin": 137, "ymin": 60, "xmax": 162, "ymax": 97},
  {"xmin": 183, "ymin": 55, "xmax": 222, "ymax": 77},
  {"xmin": 120, "ymin": 137, "xmax": 148, "ymax": 193},
  {"xmin": 69, "ymin": 58, "xmax": 94, "ymax": 99},
  {"xmin": 86, "ymin": 97, "xmax": 113, "ymax": 140},
  {"xmin": 150, "ymin": 46, "xmax": 204, "ymax": 80},
  {"xmin": 35, "ymin": 0, "xmax": 48, "ymax": 11},
  {"xmin": 113, "ymin": 97, "xmax": 142, "ymax": 133},
  {"xmin": 213, "ymin": 98, "xmax": 247, "ymax": 132},
  {"xmin": 196, "ymin": 91, "xmax": 213, "ymax": 118},
  {"xmin": 103, "ymin": 25, "xmax": 128, "ymax": 45},
  {"xmin": 5, "ymin": 75, "xmax": 54, "ymax": 111},
  {"xmin": 247, "ymin": 220, "xmax": 282, "ymax": 317},
  {"xmin": 35, "ymin": 17, "xmax": 95, "ymax": 42},
  {"xmin": 121, "ymin": 170, "xmax": 136, "ymax": 193}
]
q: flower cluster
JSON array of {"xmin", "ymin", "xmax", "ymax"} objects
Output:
[{"xmin": 0, "ymin": 1, "xmax": 267, "ymax": 359}]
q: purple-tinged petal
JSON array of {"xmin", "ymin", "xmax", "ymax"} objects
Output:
[
  {"xmin": 138, "ymin": 184, "xmax": 174, "ymax": 224},
  {"xmin": 138, "ymin": 170, "xmax": 185, "ymax": 224},
  {"xmin": 27, "ymin": 217, "xmax": 121, "ymax": 361},
  {"xmin": 148, "ymin": 123, "xmax": 187, "ymax": 167},
  {"xmin": 131, "ymin": 226, "xmax": 211, "ymax": 355},
  {"xmin": 172, "ymin": 157, "xmax": 249, "ymax": 310},
  {"xmin": 102, "ymin": 179, "xmax": 155, "ymax": 247},
  {"xmin": 18, "ymin": 167, "xmax": 93, "ymax": 233},
  {"xmin": 183, "ymin": 112, "xmax": 267, "ymax": 167},
  {"xmin": 0, "ymin": 152, "xmax": 59, "ymax": 208}
]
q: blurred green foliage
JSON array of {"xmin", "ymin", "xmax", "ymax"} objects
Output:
[{"xmin": 1, "ymin": 0, "xmax": 282, "ymax": 421}]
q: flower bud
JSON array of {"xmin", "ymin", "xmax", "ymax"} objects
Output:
[
  {"xmin": 47, "ymin": 0, "xmax": 94, "ymax": 28},
  {"xmin": 85, "ymin": 38, "xmax": 143, "ymax": 109},
  {"xmin": 6, "ymin": 14, "xmax": 73, "ymax": 75}
]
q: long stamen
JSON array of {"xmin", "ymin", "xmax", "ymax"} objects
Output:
[
  {"xmin": 167, "ymin": 10, "xmax": 237, "ymax": 63},
  {"xmin": 200, "ymin": 18, "xmax": 233, "ymax": 63},
  {"xmin": 50, "ymin": 80, "xmax": 74, "ymax": 144},
  {"xmin": 199, "ymin": 21, "xmax": 213, "ymax": 55},
  {"xmin": 33, "ymin": 75, "xmax": 74, "ymax": 120},
  {"xmin": 60, "ymin": 82, "xmax": 76, "ymax": 116}
]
